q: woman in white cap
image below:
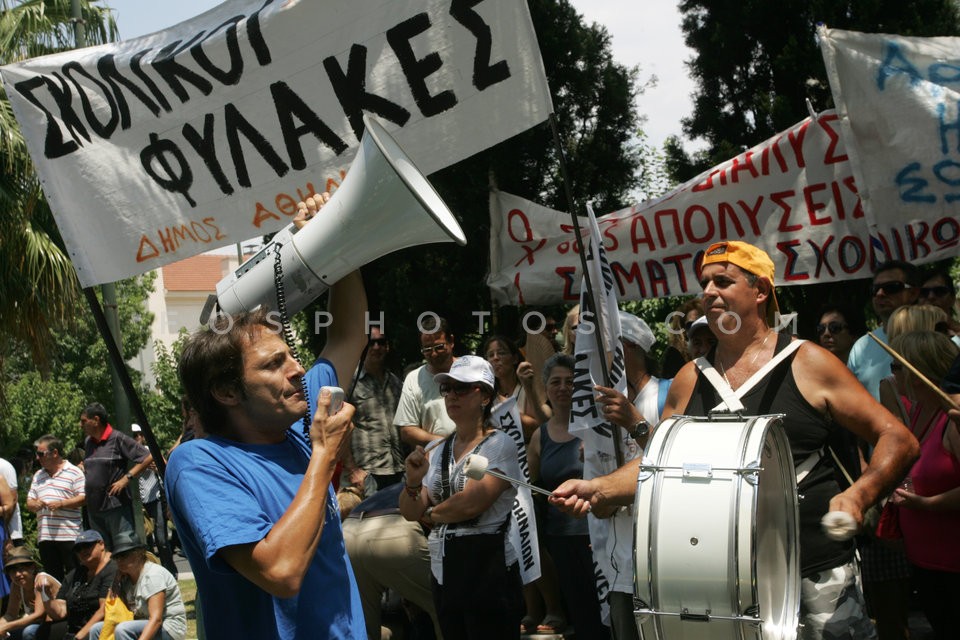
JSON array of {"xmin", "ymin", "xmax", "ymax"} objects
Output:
[{"xmin": 399, "ymin": 355, "xmax": 524, "ymax": 639}]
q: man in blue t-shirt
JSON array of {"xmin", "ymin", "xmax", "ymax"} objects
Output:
[{"xmin": 167, "ymin": 194, "xmax": 368, "ymax": 639}]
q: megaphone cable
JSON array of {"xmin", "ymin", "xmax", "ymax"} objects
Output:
[{"xmin": 272, "ymin": 242, "xmax": 311, "ymax": 438}]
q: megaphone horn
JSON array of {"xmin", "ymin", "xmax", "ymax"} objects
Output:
[{"xmin": 210, "ymin": 114, "xmax": 467, "ymax": 320}]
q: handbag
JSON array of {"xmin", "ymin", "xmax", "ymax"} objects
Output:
[
  {"xmin": 875, "ymin": 500, "xmax": 902, "ymax": 540},
  {"xmin": 100, "ymin": 590, "xmax": 135, "ymax": 640}
]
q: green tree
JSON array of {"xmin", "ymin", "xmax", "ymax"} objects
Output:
[
  {"xmin": 670, "ymin": 0, "xmax": 960, "ymax": 180},
  {"xmin": 0, "ymin": 0, "xmax": 118, "ymax": 370}
]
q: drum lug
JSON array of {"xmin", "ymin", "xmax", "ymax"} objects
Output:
[{"xmin": 738, "ymin": 460, "xmax": 762, "ymax": 485}]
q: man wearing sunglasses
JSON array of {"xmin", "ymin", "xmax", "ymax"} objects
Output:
[
  {"xmin": 847, "ymin": 260, "xmax": 921, "ymax": 399},
  {"xmin": 395, "ymin": 316, "xmax": 458, "ymax": 448},
  {"xmin": 343, "ymin": 327, "xmax": 405, "ymax": 491},
  {"xmin": 919, "ymin": 268, "xmax": 960, "ymax": 345}
]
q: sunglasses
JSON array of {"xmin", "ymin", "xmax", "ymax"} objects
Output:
[
  {"xmin": 439, "ymin": 382, "xmax": 479, "ymax": 397},
  {"xmin": 919, "ymin": 285, "xmax": 952, "ymax": 298},
  {"xmin": 35, "ymin": 450, "xmax": 51, "ymax": 458},
  {"xmin": 816, "ymin": 322, "xmax": 848, "ymax": 335},
  {"xmin": 420, "ymin": 343, "xmax": 448, "ymax": 356},
  {"xmin": 369, "ymin": 337, "xmax": 389, "ymax": 346},
  {"xmin": 872, "ymin": 281, "xmax": 913, "ymax": 296}
]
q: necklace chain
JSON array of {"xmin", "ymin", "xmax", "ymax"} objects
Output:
[{"xmin": 718, "ymin": 331, "xmax": 772, "ymax": 387}]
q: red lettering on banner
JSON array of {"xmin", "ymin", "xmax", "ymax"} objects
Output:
[
  {"xmin": 631, "ymin": 215, "xmax": 656, "ymax": 252},
  {"xmin": 760, "ymin": 135, "xmax": 788, "ymax": 175},
  {"xmin": 907, "ymin": 222, "xmax": 931, "ymax": 259},
  {"xmin": 136, "ymin": 236, "xmax": 161, "ymax": 262},
  {"xmin": 786, "ymin": 119, "xmax": 810, "ymax": 169},
  {"xmin": 653, "ymin": 210, "xmax": 683, "ymax": 247},
  {"xmin": 776, "ymin": 240, "xmax": 809, "ymax": 281},
  {"xmin": 276, "ymin": 193, "xmax": 299, "ymax": 216},
  {"xmin": 556, "ymin": 266, "xmax": 579, "ymax": 301},
  {"xmin": 817, "ymin": 114, "xmax": 849, "ymax": 164},
  {"xmin": 252, "ymin": 202, "xmax": 281, "ymax": 227},
  {"xmin": 843, "ymin": 177, "xmax": 864, "ymax": 218},
  {"xmin": 773, "ymin": 191, "xmax": 801, "ymax": 232},
  {"xmin": 683, "ymin": 205, "xmax": 715, "ymax": 243},
  {"xmin": 508, "ymin": 208, "xmax": 548, "ymax": 266},
  {"xmin": 136, "ymin": 216, "xmax": 226, "ymax": 263},
  {"xmin": 662, "ymin": 253, "xmax": 693, "ymax": 292},
  {"xmin": 729, "ymin": 151, "xmax": 759, "ymax": 183},
  {"xmin": 717, "ymin": 202, "xmax": 745, "ymax": 237},
  {"xmin": 514, "ymin": 272, "xmax": 525, "ymax": 305},
  {"xmin": 932, "ymin": 217, "xmax": 960, "ymax": 248},
  {"xmin": 601, "ymin": 220, "xmax": 620, "ymax": 251},
  {"xmin": 807, "ymin": 235, "xmax": 836, "ymax": 278},
  {"xmin": 838, "ymin": 235, "xmax": 867, "ymax": 274},
  {"xmin": 611, "ymin": 261, "xmax": 647, "ymax": 298},
  {"xmin": 647, "ymin": 260, "xmax": 669, "ymax": 297},
  {"xmin": 803, "ymin": 182, "xmax": 831, "ymax": 225},
  {"xmin": 692, "ymin": 168, "xmax": 721, "ymax": 192}
]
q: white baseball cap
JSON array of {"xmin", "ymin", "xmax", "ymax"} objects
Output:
[
  {"xmin": 434, "ymin": 355, "xmax": 496, "ymax": 390},
  {"xmin": 130, "ymin": 424, "xmax": 142, "ymax": 433},
  {"xmin": 619, "ymin": 311, "xmax": 655, "ymax": 352}
]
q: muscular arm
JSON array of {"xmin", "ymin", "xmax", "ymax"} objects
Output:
[
  {"xmin": 794, "ymin": 343, "xmax": 920, "ymax": 524},
  {"xmin": 320, "ymin": 270, "xmax": 368, "ymax": 390},
  {"xmin": 218, "ymin": 392, "xmax": 354, "ymax": 598}
]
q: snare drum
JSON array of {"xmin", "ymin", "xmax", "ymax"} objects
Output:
[{"xmin": 633, "ymin": 414, "xmax": 799, "ymax": 639}]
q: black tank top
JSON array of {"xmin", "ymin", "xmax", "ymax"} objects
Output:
[{"xmin": 682, "ymin": 332, "xmax": 854, "ymax": 577}]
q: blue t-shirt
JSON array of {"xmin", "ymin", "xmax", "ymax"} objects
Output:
[
  {"xmin": 166, "ymin": 360, "xmax": 364, "ymax": 639},
  {"xmin": 846, "ymin": 326, "xmax": 890, "ymax": 400}
]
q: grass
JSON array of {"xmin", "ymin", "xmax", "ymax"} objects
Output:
[{"xmin": 179, "ymin": 578, "xmax": 198, "ymax": 639}]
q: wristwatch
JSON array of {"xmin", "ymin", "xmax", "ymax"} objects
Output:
[
  {"xmin": 125, "ymin": 472, "xmax": 134, "ymax": 481},
  {"xmin": 424, "ymin": 506, "xmax": 435, "ymax": 522},
  {"xmin": 628, "ymin": 419, "xmax": 650, "ymax": 440}
]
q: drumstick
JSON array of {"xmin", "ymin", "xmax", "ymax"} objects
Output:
[
  {"xmin": 867, "ymin": 332, "xmax": 960, "ymax": 411},
  {"xmin": 463, "ymin": 454, "xmax": 554, "ymax": 497}
]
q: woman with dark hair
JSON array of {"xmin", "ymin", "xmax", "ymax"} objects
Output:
[
  {"xmin": 527, "ymin": 354, "xmax": 609, "ymax": 639},
  {"xmin": 482, "ymin": 334, "xmax": 548, "ymax": 439},
  {"xmin": 816, "ymin": 303, "xmax": 866, "ymax": 365},
  {"xmin": 661, "ymin": 297, "xmax": 704, "ymax": 378},
  {"xmin": 400, "ymin": 356, "xmax": 524, "ymax": 639}
]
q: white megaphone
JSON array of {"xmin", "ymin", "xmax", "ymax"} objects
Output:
[{"xmin": 207, "ymin": 114, "xmax": 467, "ymax": 321}]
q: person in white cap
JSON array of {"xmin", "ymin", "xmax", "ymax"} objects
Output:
[{"xmin": 399, "ymin": 355, "xmax": 524, "ymax": 639}]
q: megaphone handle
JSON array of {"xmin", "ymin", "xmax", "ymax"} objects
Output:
[{"xmin": 482, "ymin": 468, "xmax": 554, "ymax": 498}]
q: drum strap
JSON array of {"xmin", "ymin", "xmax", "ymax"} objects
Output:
[{"xmin": 695, "ymin": 339, "xmax": 806, "ymax": 413}]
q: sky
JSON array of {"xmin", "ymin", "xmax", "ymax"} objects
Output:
[{"xmin": 104, "ymin": 0, "xmax": 698, "ymax": 152}]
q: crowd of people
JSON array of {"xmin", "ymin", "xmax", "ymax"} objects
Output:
[
  {"xmin": 154, "ymin": 194, "xmax": 958, "ymax": 640},
  {"xmin": 1, "ymin": 237, "xmax": 955, "ymax": 640}
]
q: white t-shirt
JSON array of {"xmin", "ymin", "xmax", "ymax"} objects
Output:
[
  {"xmin": 0, "ymin": 458, "xmax": 23, "ymax": 541},
  {"xmin": 393, "ymin": 365, "xmax": 456, "ymax": 438},
  {"xmin": 423, "ymin": 430, "xmax": 520, "ymax": 584},
  {"xmin": 123, "ymin": 562, "xmax": 187, "ymax": 640}
]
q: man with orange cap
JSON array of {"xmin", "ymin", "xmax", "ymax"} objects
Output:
[{"xmin": 551, "ymin": 240, "xmax": 919, "ymax": 639}]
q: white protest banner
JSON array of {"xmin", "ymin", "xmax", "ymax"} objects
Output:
[
  {"xmin": 1, "ymin": 0, "xmax": 552, "ymax": 287},
  {"xmin": 568, "ymin": 205, "xmax": 633, "ymax": 607},
  {"xmin": 818, "ymin": 26, "xmax": 960, "ymax": 262},
  {"xmin": 491, "ymin": 397, "xmax": 541, "ymax": 585},
  {"xmin": 489, "ymin": 111, "xmax": 873, "ymax": 305}
]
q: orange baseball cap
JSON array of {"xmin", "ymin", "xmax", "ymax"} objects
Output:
[{"xmin": 701, "ymin": 241, "xmax": 780, "ymax": 324}]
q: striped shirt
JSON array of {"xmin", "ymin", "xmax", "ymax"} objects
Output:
[{"xmin": 27, "ymin": 462, "xmax": 85, "ymax": 542}]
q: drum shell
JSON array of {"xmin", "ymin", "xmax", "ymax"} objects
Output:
[{"xmin": 633, "ymin": 414, "xmax": 800, "ymax": 640}]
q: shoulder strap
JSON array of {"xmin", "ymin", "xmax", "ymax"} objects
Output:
[
  {"xmin": 700, "ymin": 339, "xmax": 806, "ymax": 413},
  {"xmin": 440, "ymin": 436, "xmax": 454, "ymax": 502},
  {"xmin": 694, "ymin": 357, "xmax": 745, "ymax": 413}
]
